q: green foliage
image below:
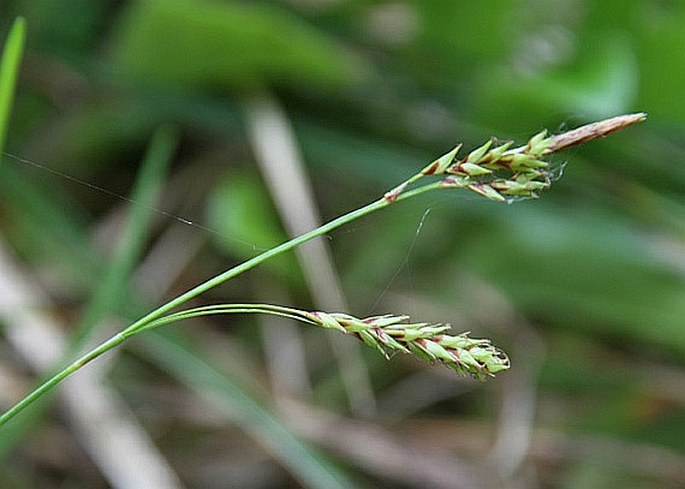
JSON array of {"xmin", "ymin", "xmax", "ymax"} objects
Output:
[
  {"xmin": 109, "ymin": 0, "xmax": 360, "ymax": 89},
  {"xmin": 463, "ymin": 206, "xmax": 685, "ymax": 349},
  {"xmin": 9, "ymin": 0, "xmax": 106, "ymax": 57}
]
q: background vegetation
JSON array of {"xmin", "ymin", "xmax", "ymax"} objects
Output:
[{"xmin": 1, "ymin": 1, "xmax": 684, "ymax": 488}]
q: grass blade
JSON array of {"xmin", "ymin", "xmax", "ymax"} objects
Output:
[
  {"xmin": 0, "ymin": 126, "xmax": 178, "ymax": 457},
  {"xmin": 0, "ymin": 17, "xmax": 26, "ymax": 157},
  {"xmin": 67, "ymin": 125, "xmax": 179, "ymax": 351}
]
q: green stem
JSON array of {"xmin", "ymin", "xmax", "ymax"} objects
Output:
[
  {"xmin": 0, "ymin": 333, "xmax": 127, "ymax": 427},
  {"xmin": 0, "ymin": 178, "xmax": 442, "ymax": 428},
  {"xmin": 119, "ymin": 179, "xmax": 442, "ymax": 338},
  {"xmin": 134, "ymin": 304, "xmax": 316, "ymax": 332}
]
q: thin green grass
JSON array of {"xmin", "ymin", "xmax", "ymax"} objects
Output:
[
  {"xmin": 66, "ymin": 125, "xmax": 179, "ymax": 352},
  {"xmin": 0, "ymin": 17, "xmax": 25, "ymax": 158}
]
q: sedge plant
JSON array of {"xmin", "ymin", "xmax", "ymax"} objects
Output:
[{"xmin": 0, "ymin": 112, "xmax": 645, "ymax": 428}]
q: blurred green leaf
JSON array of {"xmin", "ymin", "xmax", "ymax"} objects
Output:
[
  {"xmin": 561, "ymin": 462, "xmax": 644, "ymax": 489},
  {"xmin": 475, "ymin": 34, "xmax": 638, "ymax": 127},
  {"xmin": 42, "ymin": 99, "xmax": 161, "ymax": 174},
  {"xmin": 12, "ymin": 0, "xmax": 107, "ymax": 57},
  {"xmin": 419, "ymin": 1, "xmax": 515, "ymax": 56},
  {"xmin": 0, "ymin": 160, "xmax": 98, "ymax": 286},
  {"xmin": 410, "ymin": 0, "xmax": 516, "ymax": 79},
  {"xmin": 635, "ymin": 12, "xmax": 685, "ymax": 120},
  {"xmin": 109, "ymin": 0, "xmax": 361, "ymax": 90},
  {"xmin": 533, "ymin": 36, "xmax": 638, "ymax": 118},
  {"xmin": 460, "ymin": 206, "xmax": 685, "ymax": 351}
]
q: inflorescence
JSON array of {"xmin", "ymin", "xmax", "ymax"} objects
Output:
[{"xmin": 309, "ymin": 311, "xmax": 509, "ymax": 379}]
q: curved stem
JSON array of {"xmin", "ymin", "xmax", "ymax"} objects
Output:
[
  {"xmin": 0, "ymin": 179, "xmax": 442, "ymax": 427},
  {"xmin": 119, "ymin": 179, "xmax": 442, "ymax": 338},
  {"xmin": 136, "ymin": 304, "xmax": 318, "ymax": 331}
]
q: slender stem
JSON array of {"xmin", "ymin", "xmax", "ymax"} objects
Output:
[
  {"xmin": 136, "ymin": 304, "xmax": 315, "ymax": 330},
  {"xmin": 0, "ymin": 334, "xmax": 127, "ymax": 426},
  {"xmin": 0, "ymin": 179, "xmax": 441, "ymax": 427},
  {"xmin": 119, "ymin": 179, "xmax": 441, "ymax": 338},
  {"xmin": 137, "ymin": 304, "xmax": 319, "ymax": 332},
  {"xmin": 121, "ymin": 197, "xmax": 389, "ymax": 333}
]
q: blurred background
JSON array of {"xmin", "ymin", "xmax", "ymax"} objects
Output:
[{"xmin": 1, "ymin": 1, "xmax": 684, "ymax": 488}]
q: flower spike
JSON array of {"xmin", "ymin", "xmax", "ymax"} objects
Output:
[
  {"xmin": 308, "ymin": 311, "xmax": 509, "ymax": 379},
  {"xmin": 389, "ymin": 113, "xmax": 646, "ymax": 203}
]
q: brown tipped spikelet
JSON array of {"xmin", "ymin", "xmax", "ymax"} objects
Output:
[{"xmin": 419, "ymin": 113, "xmax": 646, "ymax": 203}]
